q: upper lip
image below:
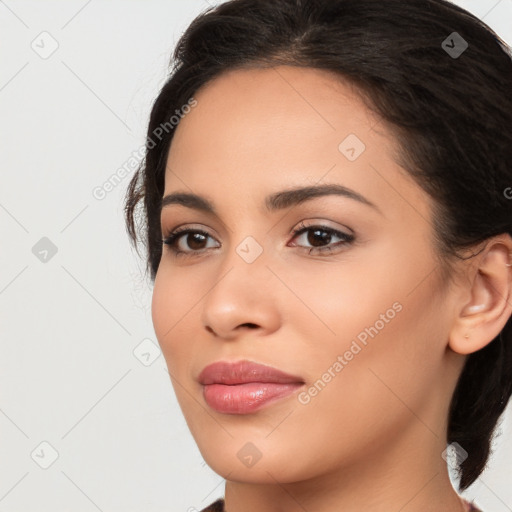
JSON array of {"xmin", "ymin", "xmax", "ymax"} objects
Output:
[{"xmin": 198, "ymin": 360, "xmax": 305, "ymax": 385}]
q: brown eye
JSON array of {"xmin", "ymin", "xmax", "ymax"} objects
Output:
[
  {"xmin": 162, "ymin": 228, "xmax": 219, "ymax": 257},
  {"xmin": 289, "ymin": 223, "xmax": 355, "ymax": 255}
]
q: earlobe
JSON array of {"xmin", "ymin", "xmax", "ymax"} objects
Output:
[{"xmin": 448, "ymin": 237, "xmax": 512, "ymax": 356}]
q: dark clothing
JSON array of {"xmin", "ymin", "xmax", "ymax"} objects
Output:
[{"xmin": 201, "ymin": 498, "xmax": 225, "ymax": 511}]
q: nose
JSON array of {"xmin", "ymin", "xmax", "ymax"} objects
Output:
[{"xmin": 200, "ymin": 247, "xmax": 281, "ymax": 340}]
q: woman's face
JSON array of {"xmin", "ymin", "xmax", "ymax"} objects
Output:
[{"xmin": 152, "ymin": 66, "xmax": 466, "ymax": 484}]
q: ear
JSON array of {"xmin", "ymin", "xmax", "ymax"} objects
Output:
[{"xmin": 449, "ymin": 234, "xmax": 512, "ymax": 355}]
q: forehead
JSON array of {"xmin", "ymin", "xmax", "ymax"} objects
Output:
[
  {"xmin": 163, "ymin": 65, "xmax": 429, "ymax": 224},
  {"xmin": 168, "ymin": 65, "xmax": 380, "ymax": 162}
]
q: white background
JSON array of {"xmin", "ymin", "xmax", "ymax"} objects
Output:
[{"xmin": 1, "ymin": 1, "xmax": 511, "ymax": 511}]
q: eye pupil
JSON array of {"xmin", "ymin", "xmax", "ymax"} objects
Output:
[
  {"xmin": 308, "ymin": 229, "xmax": 331, "ymax": 247},
  {"xmin": 188, "ymin": 233, "xmax": 207, "ymax": 250}
]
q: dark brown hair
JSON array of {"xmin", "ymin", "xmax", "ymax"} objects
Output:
[{"xmin": 124, "ymin": 0, "xmax": 512, "ymax": 491}]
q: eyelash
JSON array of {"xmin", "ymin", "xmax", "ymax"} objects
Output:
[{"xmin": 161, "ymin": 221, "xmax": 355, "ymax": 259}]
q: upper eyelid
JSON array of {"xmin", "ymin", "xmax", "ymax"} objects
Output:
[{"xmin": 162, "ymin": 219, "xmax": 353, "ymax": 237}]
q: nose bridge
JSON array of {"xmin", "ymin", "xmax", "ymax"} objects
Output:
[
  {"xmin": 217, "ymin": 209, "xmax": 271, "ymax": 272},
  {"xmin": 211, "ymin": 231, "xmax": 271, "ymax": 299},
  {"xmin": 200, "ymin": 230, "xmax": 278, "ymax": 337}
]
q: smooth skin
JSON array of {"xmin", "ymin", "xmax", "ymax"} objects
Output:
[{"xmin": 151, "ymin": 65, "xmax": 512, "ymax": 512}]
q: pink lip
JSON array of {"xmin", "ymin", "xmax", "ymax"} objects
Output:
[{"xmin": 198, "ymin": 360, "xmax": 305, "ymax": 414}]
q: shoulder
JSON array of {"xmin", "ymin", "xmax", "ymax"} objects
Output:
[{"xmin": 200, "ymin": 498, "xmax": 225, "ymax": 512}]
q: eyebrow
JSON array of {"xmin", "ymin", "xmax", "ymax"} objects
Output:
[{"xmin": 160, "ymin": 183, "xmax": 382, "ymax": 216}]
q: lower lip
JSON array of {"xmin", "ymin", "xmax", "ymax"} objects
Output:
[{"xmin": 202, "ymin": 382, "xmax": 304, "ymax": 414}]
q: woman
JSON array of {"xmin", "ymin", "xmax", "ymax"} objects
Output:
[{"xmin": 124, "ymin": 0, "xmax": 512, "ymax": 510}]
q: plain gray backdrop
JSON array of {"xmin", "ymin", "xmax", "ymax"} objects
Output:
[{"xmin": 1, "ymin": 1, "xmax": 511, "ymax": 511}]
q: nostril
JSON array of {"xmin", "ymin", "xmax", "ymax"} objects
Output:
[{"xmin": 241, "ymin": 323, "xmax": 258, "ymax": 329}]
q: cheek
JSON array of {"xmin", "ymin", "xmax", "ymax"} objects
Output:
[
  {"xmin": 151, "ymin": 266, "xmax": 193, "ymax": 368},
  {"xmin": 280, "ymin": 250, "xmax": 406, "ymax": 354},
  {"xmin": 277, "ymin": 274, "xmax": 444, "ymax": 474},
  {"xmin": 285, "ymin": 236, "xmax": 445, "ymax": 401}
]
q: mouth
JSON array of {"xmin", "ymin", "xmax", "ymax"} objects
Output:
[{"xmin": 198, "ymin": 360, "xmax": 305, "ymax": 414}]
